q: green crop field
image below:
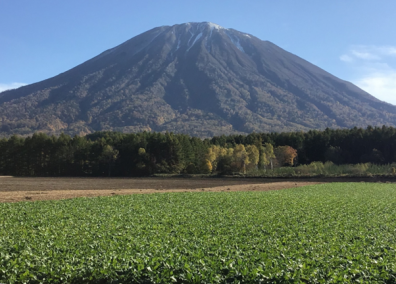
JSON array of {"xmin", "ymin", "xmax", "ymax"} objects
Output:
[{"xmin": 1, "ymin": 183, "xmax": 396, "ymax": 283}]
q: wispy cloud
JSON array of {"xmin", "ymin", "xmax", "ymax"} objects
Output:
[
  {"xmin": 340, "ymin": 45, "xmax": 396, "ymax": 105},
  {"xmin": 356, "ymin": 71, "xmax": 396, "ymax": 105},
  {"xmin": 341, "ymin": 45, "xmax": 396, "ymax": 61},
  {"xmin": 351, "ymin": 50, "xmax": 380, "ymax": 60},
  {"xmin": 0, "ymin": 82, "xmax": 26, "ymax": 93},
  {"xmin": 340, "ymin": 54, "xmax": 353, "ymax": 62},
  {"xmin": 376, "ymin": 46, "xmax": 396, "ymax": 56}
]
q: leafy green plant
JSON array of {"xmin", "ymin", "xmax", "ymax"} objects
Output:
[{"xmin": 1, "ymin": 183, "xmax": 396, "ymax": 283}]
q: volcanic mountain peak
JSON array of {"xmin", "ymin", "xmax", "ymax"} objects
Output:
[
  {"xmin": 175, "ymin": 22, "xmax": 251, "ymax": 52},
  {"xmin": 203, "ymin": 22, "xmax": 224, "ymax": 30},
  {"xmin": 1, "ymin": 22, "xmax": 396, "ymax": 138},
  {"xmin": 183, "ymin": 21, "xmax": 224, "ymax": 30},
  {"xmin": 101, "ymin": 21, "xmax": 253, "ymax": 58}
]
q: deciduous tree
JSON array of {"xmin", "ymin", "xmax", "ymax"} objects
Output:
[{"xmin": 274, "ymin": 146, "xmax": 297, "ymax": 167}]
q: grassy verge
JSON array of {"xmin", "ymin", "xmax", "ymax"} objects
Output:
[
  {"xmin": 1, "ymin": 183, "xmax": 396, "ymax": 283},
  {"xmin": 246, "ymin": 162, "xmax": 396, "ymax": 178}
]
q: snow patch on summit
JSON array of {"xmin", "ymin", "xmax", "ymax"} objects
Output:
[
  {"xmin": 176, "ymin": 39, "xmax": 181, "ymax": 51},
  {"xmin": 225, "ymin": 32, "xmax": 245, "ymax": 53},
  {"xmin": 184, "ymin": 22, "xmax": 224, "ymax": 30},
  {"xmin": 187, "ymin": 32, "xmax": 203, "ymax": 51},
  {"xmin": 207, "ymin": 22, "xmax": 224, "ymax": 30},
  {"xmin": 187, "ymin": 30, "xmax": 195, "ymax": 45}
]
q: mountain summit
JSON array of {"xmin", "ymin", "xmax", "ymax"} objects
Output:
[{"xmin": 1, "ymin": 22, "xmax": 396, "ymax": 137}]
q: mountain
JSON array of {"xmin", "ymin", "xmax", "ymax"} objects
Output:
[{"xmin": 1, "ymin": 22, "xmax": 396, "ymax": 137}]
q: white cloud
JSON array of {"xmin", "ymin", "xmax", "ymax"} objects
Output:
[
  {"xmin": 341, "ymin": 45, "xmax": 396, "ymax": 62},
  {"xmin": 340, "ymin": 45, "xmax": 396, "ymax": 105},
  {"xmin": 355, "ymin": 71, "xmax": 396, "ymax": 105},
  {"xmin": 351, "ymin": 50, "xmax": 380, "ymax": 60},
  {"xmin": 377, "ymin": 46, "xmax": 396, "ymax": 57},
  {"xmin": 0, "ymin": 82, "xmax": 26, "ymax": 93},
  {"xmin": 340, "ymin": 54, "xmax": 353, "ymax": 62}
]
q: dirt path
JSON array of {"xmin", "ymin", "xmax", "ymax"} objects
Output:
[{"xmin": 0, "ymin": 177, "xmax": 323, "ymax": 203}]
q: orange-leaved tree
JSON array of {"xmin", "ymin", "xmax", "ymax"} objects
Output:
[{"xmin": 274, "ymin": 146, "xmax": 297, "ymax": 166}]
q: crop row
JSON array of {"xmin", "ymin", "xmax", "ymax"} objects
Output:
[{"xmin": 1, "ymin": 183, "xmax": 396, "ymax": 283}]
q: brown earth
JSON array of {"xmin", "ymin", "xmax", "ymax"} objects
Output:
[
  {"xmin": 1, "ymin": 176, "xmax": 393, "ymax": 203},
  {"xmin": 0, "ymin": 177, "xmax": 325, "ymax": 203}
]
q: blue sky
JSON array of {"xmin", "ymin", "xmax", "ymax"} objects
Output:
[{"xmin": 1, "ymin": 0, "xmax": 396, "ymax": 104}]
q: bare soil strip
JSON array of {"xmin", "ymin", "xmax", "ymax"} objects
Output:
[
  {"xmin": 1, "ymin": 176, "xmax": 393, "ymax": 203},
  {"xmin": 0, "ymin": 177, "xmax": 324, "ymax": 203}
]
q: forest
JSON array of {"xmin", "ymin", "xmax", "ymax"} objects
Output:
[{"xmin": 0, "ymin": 125, "xmax": 395, "ymax": 177}]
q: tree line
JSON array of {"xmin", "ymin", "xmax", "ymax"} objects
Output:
[{"xmin": 0, "ymin": 126, "xmax": 395, "ymax": 176}]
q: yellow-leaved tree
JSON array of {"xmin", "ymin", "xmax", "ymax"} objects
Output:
[
  {"xmin": 201, "ymin": 159, "xmax": 213, "ymax": 174},
  {"xmin": 233, "ymin": 144, "xmax": 250, "ymax": 173},
  {"xmin": 203, "ymin": 144, "xmax": 260, "ymax": 174},
  {"xmin": 261, "ymin": 143, "xmax": 276, "ymax": 170},
  {"xmin": 205, "ymin": 145, "xmax": 220, "ymax": 171},
  {"xmin": 246, "ymin": 145, "xmax": 259, "ymax": 170},
  {"xmin": 205, "ymin": 145, "xmax": 232, "ymax": 172}
]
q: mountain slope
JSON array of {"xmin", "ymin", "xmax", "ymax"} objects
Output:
[{"xmin": 1, "ymin": 22, "xmax": 396, "ymax": 137}]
